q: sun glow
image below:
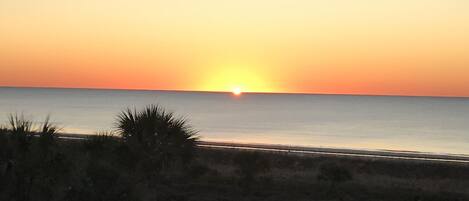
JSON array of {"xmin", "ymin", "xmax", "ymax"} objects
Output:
[
  {"xmin": 198, "ymin": 63, "xmax": 277, "ymax": 93},
  {"xmin": 232, "ymin": 87, "xmax": 242, "ymax": 96}
]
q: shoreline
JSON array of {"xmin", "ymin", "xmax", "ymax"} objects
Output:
[{"xmin": 57, "ymin": 133, "xmax": 469, "ymax": 163}]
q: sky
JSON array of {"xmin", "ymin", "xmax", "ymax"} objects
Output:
[{"xmin": 1, "ymin": 0, "xmax": 469, "ymax": 97}]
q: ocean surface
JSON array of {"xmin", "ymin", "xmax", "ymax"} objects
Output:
[{"xmin": 1, "ymin": 87, "xmax": 469, "ymax": 155}]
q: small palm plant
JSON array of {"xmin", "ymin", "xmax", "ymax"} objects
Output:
[
  {"xmin": 116, "ymin": 105, "xmax": 198, "ymax": 172},
  {"xmin": 6, "ymin": 114, "xmax": 60, "ymax": 152},
  {"xmin": 1, "ymin": 114, "xmax": 61, "ymax": 201},
  {"xmin": 8, "ymin": 114, "xmax": 35, "ymax": 152},
  {"xmin": 38, "ymin": 116, "xmax": 60, "ymax": 149}
]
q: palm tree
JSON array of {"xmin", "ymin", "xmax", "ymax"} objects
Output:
[{"xmin": 116, "ymin": 105, "xmax": 198, "ymax": 171}]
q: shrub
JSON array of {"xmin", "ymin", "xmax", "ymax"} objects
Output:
[
  {"xmin": 5, "ymin": 114, "xmax": 60, "ymax": 153},
  {"xmin": 233, "ymin": 151, "xmax": 271, "ymax": 185},
  {"xmin": 116, "ymin": 105, "xmax": 198, "ymax": 172},
  {"xmin": 186, "ymin": 164, "xmax": 211, "ymax": 179},
  {"xmin": 65, "ymin": 159, "xmax": 136, "ymax": 201},
  {"xmin": 8, "ymin": 114, "xmax": 34, "ymax": 152},
  {"xmin": 84, "ymin": 131, "xmax": 119, "ymax": 154},
  {"xmin": 37, "ymin": 116, "xmax": 60, "ymax": 151},
  {"xmin": 0, "ymin": 114, "xmax": 66, "ymax": 201},
  {"xmin": 317, "ymin": 162, "xmax": 353, "ymax": 184}
]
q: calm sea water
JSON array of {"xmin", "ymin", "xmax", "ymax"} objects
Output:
[{"xmin": 1, "ymin": 87, "xmax": 469, "ymax": 155}]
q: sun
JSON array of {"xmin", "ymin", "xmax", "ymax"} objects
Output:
[{"xmin": 232, "ymin": 87, "xmax": 242, "ymax": 96}]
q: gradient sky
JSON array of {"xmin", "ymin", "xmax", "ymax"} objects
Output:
[{"xmin": 1, "ymin": 0, "xmax": 469, "ymax": 97}]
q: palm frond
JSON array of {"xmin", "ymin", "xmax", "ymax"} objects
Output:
[
  {"xmin": 116, "ymin": 108, "xmax": 139, "ymax": 139},
  {"xmin": 38, "ymin": 115, "xmax": 60, "ymax": 148},
  {"xmin": 8, "ymin": 113, "xmax": 34, "ymax": 134}
]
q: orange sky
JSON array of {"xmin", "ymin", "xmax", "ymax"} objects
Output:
[{"xmin": 1, "ymin": 0, "xmax": 469, "ymax": 97}]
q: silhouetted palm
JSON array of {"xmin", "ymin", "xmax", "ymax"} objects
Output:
[
  {"xmin": 1, "ymin": 114, "xmax": 63, "ymax": 201},
  {"xmin": 116, "ymin": 105, "xmax": 198, "ymax": 170},
  {"xmin": 8, "ymin": 114, "xmax": 34, "ymax": 152},
  {"xmin": 6, "ymin": 114, "xmax": 60, "ymax": 152},
  {"xmin": 38, "ymin": 116, "xmax": 60, "ymax": 149}
]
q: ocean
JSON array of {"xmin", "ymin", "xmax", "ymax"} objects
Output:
[{"xmin": 1, "ymin": 87, "xmax": 469, "ymax": 155}]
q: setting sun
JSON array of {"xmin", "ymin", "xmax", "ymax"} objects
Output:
[{"xmin": 232, "ymin": 87, "xmax": 242, "ymax": 96}]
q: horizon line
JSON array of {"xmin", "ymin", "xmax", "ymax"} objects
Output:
[{"xmin": 1, "ymin": 85, "xmax": 469, "ymax": 99}]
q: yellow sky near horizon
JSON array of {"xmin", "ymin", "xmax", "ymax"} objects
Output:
[{"xmin": 1, "ymin": 0, "xmax": 469, "ymax": 96}]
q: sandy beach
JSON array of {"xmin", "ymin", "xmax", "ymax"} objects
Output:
[{"xmin": 58, "ymin": 133, "xmax": 469, "ymax": 163}]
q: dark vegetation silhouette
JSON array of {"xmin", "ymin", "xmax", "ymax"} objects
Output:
[
  {"xmin": 1, "ymin": 106, "xmax": 469, "ymax": 201},
  {"xmin": 317, "ymin": 161, "xmax": 353, "ymax": 198},
  {"xmin": 0, "ymin": 106, "xmax": 199, "ymax": 201},
  {"xmin": 317, "ymin": 161, "xmax": 353, "ymax": 185},
  {"xmin": 0, "ymin": 114, "xmax": 68, "ymax": 201},
  {"xmin": 117, "ymin": 105, "xmax": 198, "ymax": 175},
  {"xmin": 233, "ymin": 151, "xmax": 271, "ymax": 189}
]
